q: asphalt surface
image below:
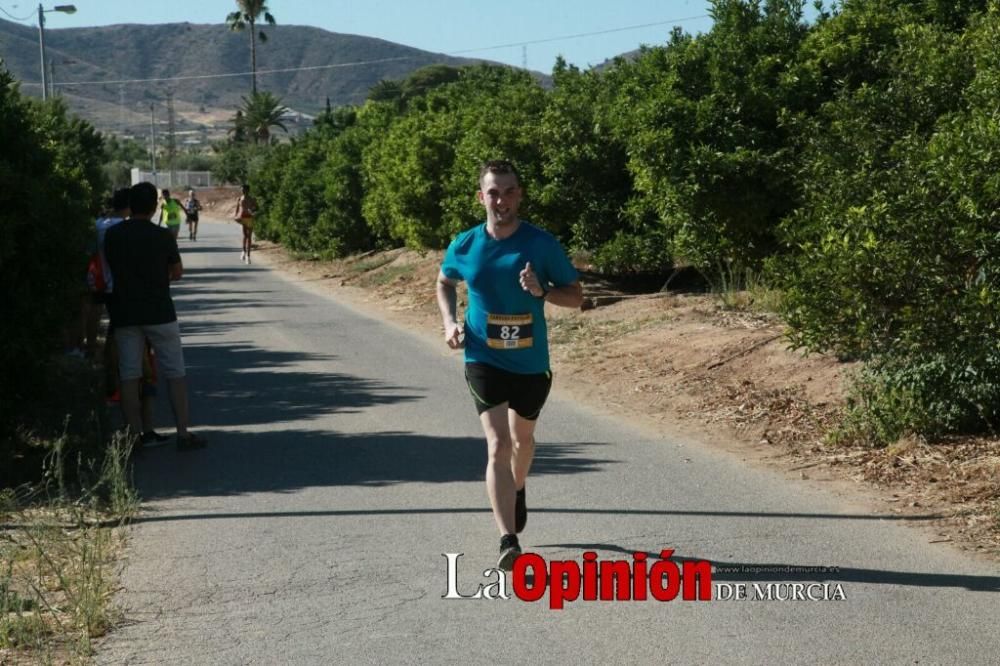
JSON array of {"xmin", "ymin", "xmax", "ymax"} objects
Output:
[{"xmin": 97, "ymin": 221, "xmax": 999, "ymax": 665}]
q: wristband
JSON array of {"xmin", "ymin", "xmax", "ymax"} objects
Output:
[{"xmin": 537, "ymin": 286, "xmax": 549, "ymax": 300}]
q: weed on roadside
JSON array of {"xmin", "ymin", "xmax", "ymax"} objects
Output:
[
  {"xmin": 1, "ymin": 433, "xmax": 135, "ymax": 661},
  {"xmin": 354, "ymin": 264, "xmax": 414, "ymax": 288},
  {"xmin": 346, "ymin": 254, "xmax": 398, "ymax": 275},
  {"xmin": 708, "ymin": 262, "xmax": 783, "ymax": 314},
  {"xmin": 1, "ymin": 360, "xmax": 137, "ymax": 663},
  {"xmin": 549, "ymin": 316, "xmax": 659, "ymax": 360}
]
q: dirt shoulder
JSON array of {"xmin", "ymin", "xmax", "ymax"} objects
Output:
[{"xmin": 241, "ymin": 233, "xmax": 999, "ymax": 561}]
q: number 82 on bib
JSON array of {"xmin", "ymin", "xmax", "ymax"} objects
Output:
[{"xmin": 486, "ymin": 313, "xmax": 534, "ymax": 350}]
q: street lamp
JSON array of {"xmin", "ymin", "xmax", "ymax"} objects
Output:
[{"xmin": 37, "ymin": 4, "xmax": 76, "ymax": 101}]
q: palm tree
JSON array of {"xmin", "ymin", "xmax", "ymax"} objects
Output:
[
  {"xmin": 227, "ymin": 109, "xmax": 248, "ymax": 143},
  {"xmin": 234, "ymin": 91, "xmax": 288, "ymax": 144},
  {"xmin": 226, "ymin": 1, "xmax": 276, "ymax": 94}
]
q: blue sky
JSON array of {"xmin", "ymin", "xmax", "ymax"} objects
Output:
[{"xmin": 2, "ymin": 1, "xmax": 717, "ymax": 72}]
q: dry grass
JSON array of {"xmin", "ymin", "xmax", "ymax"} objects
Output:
[{"xmin": 2, "ymin": 407, "xmax": 137, "ymax": 664}]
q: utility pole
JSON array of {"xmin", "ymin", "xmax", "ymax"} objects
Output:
[
  {"xmin": 38, "ymin": 5, "xmax": 47, "ymax": 101},
  {"xmin": 47, "ymin": 58, "xmax": 75, "ymax": 98},
  {"xmin": 36, "ymin": 4, "xmax": 77, "ymax": 102},
  {"xmin": 118, "ymin": 84, "xmax": 125, "ymax": 134},
  {"xmin": 166, "ymin": 90, "xmax": 176, "ymax": 187},
  {"xmin": 149, "ymin": 103, "xmax": 157, "ymax": 178},
  {"xmin": 522, "ymin": 45, "xmax": 528, "ymax": 70}
]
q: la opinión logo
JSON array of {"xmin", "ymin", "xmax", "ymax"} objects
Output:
[{"xmin": 442, "ymin": 550, "xmax": 713, "ymax": 609}]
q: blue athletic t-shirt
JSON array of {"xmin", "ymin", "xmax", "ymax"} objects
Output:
[{"xmin": 441, "ymin": 221, "xmax": 578, "ymax": 374}]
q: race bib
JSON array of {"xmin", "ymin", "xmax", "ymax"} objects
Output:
[{"xmin": 486, "ymin": 313, "xmax": 534, "ymax": 350}]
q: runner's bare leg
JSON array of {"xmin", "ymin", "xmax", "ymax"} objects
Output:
[
  {"xmin": 480, "ymin": 404, "xmax": 516, "ymax": 535},
  {"xmin": 509, "ymin": 409, "xmax": 538, "ymax": 491}
]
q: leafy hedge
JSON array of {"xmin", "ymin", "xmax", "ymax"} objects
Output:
[
  {"xmin": 777, "ymin": 4, "xmax": 1000, "ymax": 439},
  {"xmin": 1, "ymin": 66, "xmax": 108, "ymax": 455}
]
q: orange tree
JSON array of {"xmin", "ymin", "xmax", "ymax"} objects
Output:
[
  {"xmin": 775, "ymin": 1, "xmax": 998, "ymax": 441},
  {"xmin": 0, "ymin": 67, "xmax": 106, "ymax": 476}
]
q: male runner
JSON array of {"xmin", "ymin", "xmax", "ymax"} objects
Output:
[
  {"xmin": 184, "ymin": 188, "xmax": 202, "ymax": 241},
  {"xmin": 436, "ymin": 160, "xmax": 583, "ymax": 570}
]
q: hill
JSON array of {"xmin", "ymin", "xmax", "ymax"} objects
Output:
[
  {"xmin": 591, "ymin": 48, "xmax": 642, "ymax": 72},
  {"xmin": 0, "ymin": 18, "xmax": 514, "ymax": 139}
]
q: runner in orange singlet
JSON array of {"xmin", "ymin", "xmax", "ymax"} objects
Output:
[{"xmin": 233, "ymin": 184, "xmax": 257, "ymax": 264}]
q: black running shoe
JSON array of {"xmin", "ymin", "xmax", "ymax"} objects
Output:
[
  {"xmin": 515, "ymin": 486, "xmax": 527, "ymax": 534},
  {"xmin": 176, "ymin": 432, "xmax": 208, "ymax": 451},
  {"xmin": 140, "ymin": 431, "xmax": 171, "ymax": 448},
  {"xmin": 498, "ymin": 534, "xmax": 521, "ymax": 571}
]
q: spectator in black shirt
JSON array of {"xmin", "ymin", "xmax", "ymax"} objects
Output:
[{"xmin": 105, "ymin": 182, "xmax": 206, "ymax": 451}]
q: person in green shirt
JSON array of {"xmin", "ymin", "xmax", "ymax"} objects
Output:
[{"xmin": 158, "ymin": 189, "xmax": 185, "ymax": 240}]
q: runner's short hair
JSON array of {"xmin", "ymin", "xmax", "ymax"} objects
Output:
[
  {"xmin": 129, "ymin": 182, "xmax": 159, "ymax": 216},
  {"xmin": 112, "ymin": 187, "xmax": 130, "ymax": 211},
  {"xmin": 479, "ymin": 159, "xmax": 521, "ymax": 187}
]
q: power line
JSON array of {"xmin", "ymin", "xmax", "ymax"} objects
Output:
[
  {"xmin": 448, "ymin": 15, "xmax": 709, "ymax": 55},
  {"xmin": 20, "ymin": 14, "xmax": 709, "ymax": 89},
  {"xmin": 0, "ymin": 4, "xmax": 33, "ymax": 21},
  {"xmin": 43, "ymin": 55, "xmax": 418, "ymax": 87}
]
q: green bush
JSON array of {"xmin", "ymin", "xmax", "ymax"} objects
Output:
[
  {"xmin": 360, "ymin": 65, "xmax": 549, "ymax": 249},
  {"xmin": 441, "ymin": 67, "xmax": 549, "ymax": 240},
  {"xmin": 836, "ymin": 348, "xmax": 1000, "ymax": 446},
  {"xmin": 311, "ymin": 117, "xmax": 379, "ymax": 256},
  {"xmin": 777, "ymin": 4, "xmax": 1000, "ymax": 439},
  {"xmin": 251, "ymin": 105, "xmax": 388, "ymax": 257},
  {"xmin": 211, "ymin": 140, "xmax": 270, "ymax": 185},
  {"xmin": 0, "ymin": 67, "xmax": 105, "ymax": 452},
  {"xmin": 247, "ymin": 142, "xmax": 290, "ymax": 242},
  {"xmin": 608, "ymin": 0, "xmax": 810, "ymax": 275},
  {"xmin": 536, "ymin": 59, "xmax": 635, "ymax": 258},
  {"xmin": 361, "ymin": 100, "xmax": 460, "ymax": 248}
]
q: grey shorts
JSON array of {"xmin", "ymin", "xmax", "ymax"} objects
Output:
[{"xmin": 116, "ymin": 321, "xmax": 186, "ymax": 381}]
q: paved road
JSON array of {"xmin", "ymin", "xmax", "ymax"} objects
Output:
[{"xmin": 98, "ymin": 221, "xmax": 999, "ymax": 665}]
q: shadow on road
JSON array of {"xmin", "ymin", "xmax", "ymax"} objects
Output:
[
  {"xmin": 175, "ymin": 244, "xmax": 236, "ymax": 255},
  {"xmin": 120, "ymin": 506, "xmax": 996, "ymax": 591},
  {"xmin": 177, "ymin": 340, "xmax": 419, "ymax": 428},
  {"xmin": 132, "ymin": 263, "xmax": 618, "ymax": 499},
  {"xmin": 132, "ymin": 429, "xmax": 612, "ymax": 499},
  {"xmin": 128, "ymin": 506, "xmax": 949, "ymax": 522},
  {"xmin": 174, "ymin": 296, "xmax": 290, "ymax": 318},
  {"xmin": 534, "ymin": 541, "xmax": 1000, "ymax": 592}
]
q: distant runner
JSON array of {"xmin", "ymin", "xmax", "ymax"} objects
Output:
[
  {"xmin": 184, "ymin": 188, "xmax": 202, "ymax": 241},
  {"xmin": 436, "ymin": 159, "xmax": 583, "ymax": 571},
  {"xmin": 158, "ymin": 189, "xmax": 185, "ymax": 240},
  {"xmin": 233, "ymin": 184, "xmax": 257, "ymax": 264}
]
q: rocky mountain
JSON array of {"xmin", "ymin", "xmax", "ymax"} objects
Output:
[{"xmin": 0, "ymin": 18, "xmax": 501, "ymax": 138}]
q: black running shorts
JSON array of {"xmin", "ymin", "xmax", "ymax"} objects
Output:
[{"xmin": 464, "ymin": 362, "xmax": 552, "ymax": 420}]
